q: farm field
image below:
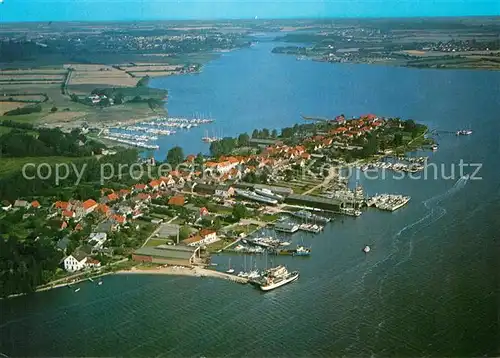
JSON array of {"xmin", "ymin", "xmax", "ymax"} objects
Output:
[
  {"xmin": 128, "ymin": 71, "xmax": 177, "ymax": 77},
  {"xmin": 65, "ymin": 64, "xmax": 138, "ymax": 87},
  {"xmin": 0, "ymin": 102, "xmax": 29, "ymax": 113}
]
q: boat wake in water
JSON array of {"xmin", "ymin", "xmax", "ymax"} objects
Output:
[{"xmin": 362, "ymin": 175, "xmax": 470, "ymax": 284}]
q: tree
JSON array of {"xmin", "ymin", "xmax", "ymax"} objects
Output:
[
  {"xmin": 271, "ymin": 129, "xmax": 278, "ymax": 138},
  {"xmin": 50, "ymin": 106, "xmax": 58, "ymax": 113},
  {"xmin": 392, "ymin": 133, "xmax": 403, "ymax": 147},
  {"xmin": 213, "ymin": 217, "xmax": 222, "ymax": 230},
  {"xmin": 232, "ymin": 203, "xmax": 248, "ymax": 221},
  {"xmin": 281, "ymin": 127, "xmax": 294, "ymax": 138},
  {"xmin": 166, "ymin": 146, "xmax": 184, "ymax": 167},
  {"xmin": 70, "ymin": 94, "xmax": 79, "ymax": 102},
  {"xmin": 195, "ymin": 152, "xmax": 204, "ymax": 166},
  {"xmin": 113, "ymin": 93, "xmax": 124, "ymax": 105},
  {"xmin": 179, "ymin": 226, "xmax": 191, "ymax": 241},
  {"xmin": 237, "ymin": 133, "xmax": 250, "ymax": 147},
  {"xmin": 261, "ymin": 128, "xmax": 270, "ymax": 138},
  {"xmin": 251, "ymin": 129, "xmax": 259, "ymax": 139}
]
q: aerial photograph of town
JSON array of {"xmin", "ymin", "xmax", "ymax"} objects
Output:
[{"xmin": 0, "ymin": 0, "xmax": 499, "ymax": 356}]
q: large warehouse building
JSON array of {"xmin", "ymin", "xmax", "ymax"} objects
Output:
[{"xmin": 132, "ymin": 244, "xmax": 201, "ymax": 266}]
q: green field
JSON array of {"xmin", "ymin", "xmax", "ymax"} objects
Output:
[
  {"xmin": 144, "ymin": 238, "xmax": 171, "ymax": 247},
  {"xmin": 0, "ymin": 156, "xmax": 81, "ymax": 177}
]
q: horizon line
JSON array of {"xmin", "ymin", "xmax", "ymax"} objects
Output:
[{"xmin": 2, "ymin": 14, "xmax": 500, "ymax": 24}]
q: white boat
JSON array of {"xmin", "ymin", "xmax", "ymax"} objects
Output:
[
  {"xmin": 258, "ymin": 266, "xmax": 299, "ymax": 291},
  {"xmin": 226, "ymin": 258, "xmax": 235, "ymax": 274},
  {"xmin": 363, "ymin": 246, "xmax": 371, "ymax": 253},
  {"xmin": 74, "ymin": 288, "xmax": 81, "ymax": 292},
  {"xmin": 98, "ymin": 281, "xmax": 103, "ymax": 286},
  {"xmin": 247, "ymin": 270, "xmax": 261, "ymax": 279}
]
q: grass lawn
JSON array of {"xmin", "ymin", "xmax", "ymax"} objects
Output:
[
  {"xmin": 144, "ymin": 238, "xmax": 170, "ymax": 247},
  {"xmin": 206, "ymin": 238, "xmax": 236, "ymax": 252},
  {"xmin": 259, "ymin": 214, "xmax": 279, "ymax": 223}
]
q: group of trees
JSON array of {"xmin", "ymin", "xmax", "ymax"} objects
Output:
[
  {"xmin": 209, "ymin": 137, "xmax": 237, "ymax": 157},
  {"xmin": 251, "ymin": 128, "xmax": 278, "ymax": 139},
  {"xmin": 3, "ymin": 104, "xmax": 42, "ymax": 116},
  {"xmin": 166, "ymin": 146, "xmax": 184, "ymax": 166},
  {"xmin": 232, "ymin": 203, "xmax": 249, "ymax": 221},
  {"xmin": 0, "ymin": 148, "xmax": 138, "ymax": 201},
  {"xmin": 0, "ymin": 235, "xmax": 63, "ymax": 297},
  {"xmin": 0, "ymin": 126, "xmax": 104, "ymax": 158}
]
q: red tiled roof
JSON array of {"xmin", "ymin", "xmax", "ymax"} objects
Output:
[
  {"xmin": 137, "ymin": 193, "xmax": 150, "ymax": 200},
  {"xmin": 199, "ymin": 229, "xmax": 216, "ymax": 237},
  {"xmin": 62, "ymin": 210, "xmax": 74, "ymax": 218},
  {"xmin": 168, "ymin": 195, "xmax": 185, "ymax": 206},
  {"xmin": 96, "ymin": 204, "xmax": 110, "ymax": 215},
  {"xmin": 135, "ymin": 184, "xmax": 147, "ymax": 190},
  {"xmin": 112, "ymin": 214, "xmax": 126, "ymax": 224},
  {"xmin": 119, "ymin": 189, "xmax": 131, "ymax": 196},
  {"xmin": 31, "ymin": 200, "xmax": 41, "ymax": 208},
  {"xmin": 182, "ymin": 235, "xmax": 202, "ymax": 244},
  {"xmin": 82, "ymin": 199, "xmax": 97, "ymax": 210},
  {"xmin": 55, "ymin": 201, "xmax": 69, "ymax": 210},
  {"xmin": 107, "ymin": 193, "xmax": 120, "ymax": 201}
]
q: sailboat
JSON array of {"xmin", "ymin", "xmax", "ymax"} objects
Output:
[{"xmin": 226, "ymin": 258, "xmax": 235, "ymax": 274}]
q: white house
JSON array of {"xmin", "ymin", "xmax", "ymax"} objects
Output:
[
  {"xmin": 1, "ymin": 200, "xmax": 12, "ymax": 211},
  {"xmin": 63, "ymin": 252, "xmax": 88, "ymax": 272},
  {"xmin": 63, "ymin": 251, "xmax": 101, "ymax": 272},
  {"xmin": 183, "ymin": 229, "xmax": 219, "ymax": 247},
  {"xmin": 88, "ymin": 232, "xmax": 107, "ymax": 250},
  {"xmin": 215, "ymin": 185, "xmax": 234, "ymax": 198}
]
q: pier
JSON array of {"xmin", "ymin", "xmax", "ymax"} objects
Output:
[{"xmin": 120, "ymin": 266, "xmax": 249, "ymax": 284}]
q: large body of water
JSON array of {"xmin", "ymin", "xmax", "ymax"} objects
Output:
[{"xmin": 1, "ymin": 36, "xmax": 500, "ymax": 357}]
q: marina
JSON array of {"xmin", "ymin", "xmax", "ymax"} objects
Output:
[{"xmin": 99, "ymin": 116, "xmax": 216, "ymax": 151}]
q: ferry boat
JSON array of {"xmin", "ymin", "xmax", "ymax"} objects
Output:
[
  {"xmin": 363, "ymin": 245, "xmax": 371, "ymax": 253},
  {"xmin": 274, "ymin": 222, "xmax": 299, "ymax": 233},
  {"xmin": 254, "ymin": 188, "xmax": 284, "ymax": 201},
  {"xmin": 456, "ymin": 130, "xmax": 473, "ymax": 136},
  {"xmin": 256, "ymin": 265, "xmax": 299, "ymax": 291}
]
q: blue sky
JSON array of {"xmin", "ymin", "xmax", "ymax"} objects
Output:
[{"xmin": 1, "ymin": 0, "xmax": 499, "ymax": 22}]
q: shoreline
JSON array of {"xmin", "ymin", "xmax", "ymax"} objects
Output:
[{"xmin": 2, "ymin": 271, "xmax": 114, "ymax": 300}]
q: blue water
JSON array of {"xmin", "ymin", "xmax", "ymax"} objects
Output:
[
  {"xmin": 149, "ymin": 37, "xmax": 500, "ymax": 159},
  {"xmin": 1, "ymin": 35, "xmax": 500, "ymax": 357}
]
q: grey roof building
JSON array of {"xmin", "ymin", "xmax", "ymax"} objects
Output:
[{"xmin": 132, "ymin": 245, "xmax": 200, "ymax": 266}]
